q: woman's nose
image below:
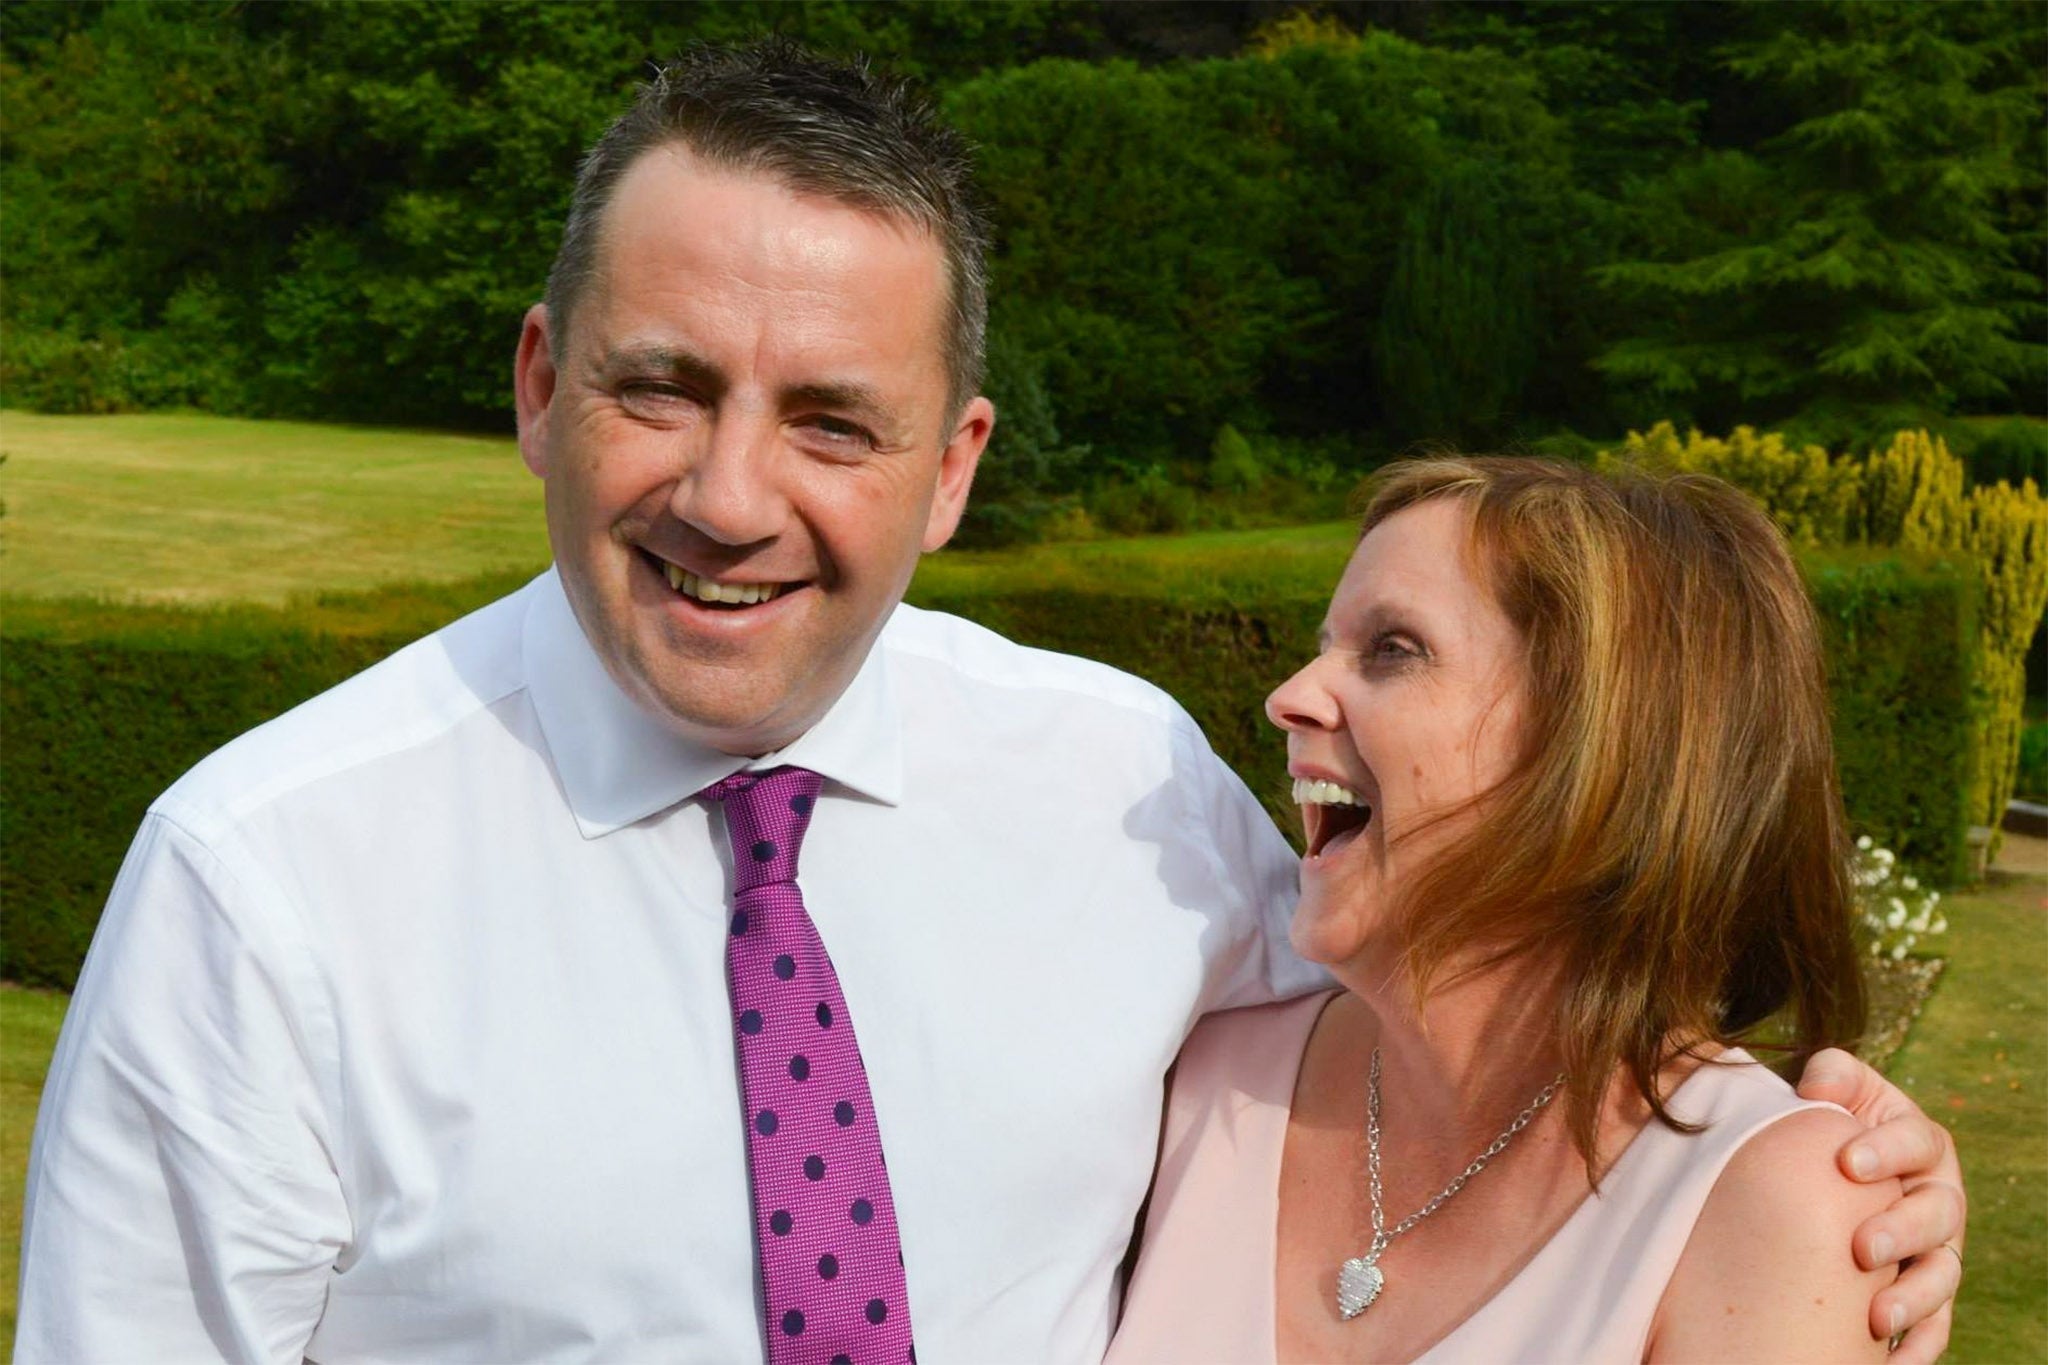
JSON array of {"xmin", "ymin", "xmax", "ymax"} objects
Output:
[{"xmin": 1265, "ymin": 656, "xmax": 1339, "ymax": 733}]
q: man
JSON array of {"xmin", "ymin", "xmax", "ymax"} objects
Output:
[{"xmin": 20, "ymin": 41, "xmax": 1962, "ymax": 1364}]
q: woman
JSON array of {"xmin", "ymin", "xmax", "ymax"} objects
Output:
[{"xmin": 1111, "ymin": 458, "xmax": 1900, "ymax": 1362}]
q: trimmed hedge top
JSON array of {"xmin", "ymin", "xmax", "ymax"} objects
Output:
[{"xmin": 0, "ymin": 541, "xmax": 1976, "ymax": 989}]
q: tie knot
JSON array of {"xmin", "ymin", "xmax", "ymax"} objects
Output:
[{"xmin": 699, "ymin": 766, "xmax": 824, "ymax": 893}]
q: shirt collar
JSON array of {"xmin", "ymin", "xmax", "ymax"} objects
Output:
[{"xmin": 522, "ymin": 568, "xmax": 904, "ymax": 839}]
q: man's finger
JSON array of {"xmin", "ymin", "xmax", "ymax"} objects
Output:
[
  {"xmin": 1836, "ymin": 1112, "xmax": 1953, "ymax": 1184},
  {"xmin": 1888, "ymin": 1309, "xmax": 1954, "ymax": 1365},
  {"xmin": 1797, "ymin": 1046, "xmax": 1891, "ymax": 1115},
  {"xmin": 1853, "ymin": 1180, "xmax": 1967, "ymax": 1271},
  {"xmin": 1869, "ymin": 1255, "xmax": 1959, "ymax": 1360}
]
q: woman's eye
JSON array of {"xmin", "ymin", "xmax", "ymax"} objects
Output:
[{"xmin": 1370, "ymin": 632, "xmax": 1422, "ymax": 662}]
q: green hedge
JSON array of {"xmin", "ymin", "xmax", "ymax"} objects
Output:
[
  {"xmin": 1805, "ymin": 555, "xmax": 1981, "ymax": 884},
  {"xmin": 917, "ymin": 553, "xmax": 1980, "ymax": 886},
  {"xmin": 0, "ymin": 551, "xmax": 1976, "ymax": 990}
]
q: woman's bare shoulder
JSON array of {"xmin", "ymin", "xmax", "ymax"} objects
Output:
[{"xmin": 1649, "ymin": 1104, "xmax": 1897, "ymax": 1362}]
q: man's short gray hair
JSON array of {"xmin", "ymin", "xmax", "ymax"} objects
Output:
[{"xmin": 544, "ymin": 39, "xmax": 991, "ymax": 417}]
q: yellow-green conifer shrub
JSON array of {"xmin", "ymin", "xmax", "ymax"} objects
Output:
[
  {"xmin": 1862, "ymin": 431, "xmax": 2047, "ymax": 849},
  {"xmin": 1605, "ymin": 422, "xmax": 1863, "ymax": 546},
  {"xmin": 1942, "ymin": 479, "xmax": 2048, "ymax": 851},
  {"xmin": 1610, "ymin": 423, "xmax": 2048, "ymax": 867},
  {"xmin": 1862, "ymin": 429, "xmax": 1967, "ymax": 550}
]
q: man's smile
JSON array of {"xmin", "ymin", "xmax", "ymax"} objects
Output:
[
  {"xmin": 636, "ymin": 547, "xmax": 813, "ymax": 614},
  {"xmin": 665, "ymin": 562, "xmax": 786, "ymax": 606}
]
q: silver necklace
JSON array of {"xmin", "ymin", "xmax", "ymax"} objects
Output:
[{"xmin": 1336, "ymin": 1048, "xmax": 1567, "ymax": 1320}]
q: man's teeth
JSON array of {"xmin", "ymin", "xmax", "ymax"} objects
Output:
[
  {"xmin": 1292, "ymin": 778, "xmax": 1368, "ymax": 807},
  {"xmin": 663, "ymin": 562, "xmax": 783, "ymax": 605}
]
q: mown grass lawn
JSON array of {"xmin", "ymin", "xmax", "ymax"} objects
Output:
[
  {"xmin": 0, "ymin": 409, "xmax": 1361, "ymax": 610},
  {"xmin": 1889, "ymin": 851, "xmax": 2048, "ymax": 1364},
  {"xmin": 1, "ymin": 985, "xmax": 67, "ymax": 1355},
  {"xmin": 0, "ymin": 410, "xmax": 548, "ymax": 603}
]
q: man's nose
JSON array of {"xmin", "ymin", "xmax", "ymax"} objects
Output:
[
  {"xmin": 1265, "ymin": 656, "xmax": 1340, "ymax": 734},
  {"xmin": 671, "ymin": 414, "xmax": 788, "ymax": 547}
]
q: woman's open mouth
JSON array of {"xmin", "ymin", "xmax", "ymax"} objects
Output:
[{"xmin": 1295, "ymin": 777, "xmax": 1373, "ymax": 858}]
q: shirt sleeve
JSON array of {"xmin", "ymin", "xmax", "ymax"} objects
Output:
[
  {"xmin": 1165, "ymin": 713, "xmax": 1334, "ymax": 1015},
  {"xmin": 17, "ymin": 810, "xmax": 350, "ymax": 1364}
]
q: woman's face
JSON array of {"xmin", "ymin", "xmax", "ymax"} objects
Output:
[{"xmin": 1266, "ymin": 498, "xmax": 1529, "ymax": 968}]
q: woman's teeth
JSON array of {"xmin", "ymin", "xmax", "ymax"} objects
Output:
[
  {"xmin": 1295, "ymin": 777, "xmax": 1373, "ymax": 858},
  {"xmin": 1292, "ymin": 778, "xmax": 1367, "ymax": 807},
  {"xmin": 663, "ymin": 562, "xmax": 783, "ymax": 606}
]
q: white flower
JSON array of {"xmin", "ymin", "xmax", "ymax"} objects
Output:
[
  {"xmin": 1869, "ymin": 940, "xmax": 1884, "ymax": 956},
  {"xmin": 1891, "ymin": 943, "xmax": 1909, "ymax": 960},
  {"xmin": 1902, "ymin": 876, "xmax": 1919, "ymax": 891},
  {"xmin": 1908, "ymin": 914, "xmax": 1930, "ymax": 933},
  {"xmin": 1931, "ymin": 916, "xmax": 1948, "ymax": 934},
  {"xmin": 1857, "ymin": 835, "xmax": 1874, "ymax": 851},
  {"xmin": 1886, "ymin": 907, "xmax": 1907, "ymax": 929}
]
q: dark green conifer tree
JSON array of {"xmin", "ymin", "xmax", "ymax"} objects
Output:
[{"xmin": 1596, "ymin": 0, "xmax": 2047, "ymax": 442}]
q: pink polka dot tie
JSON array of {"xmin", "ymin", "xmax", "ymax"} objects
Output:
[{"xmin": 701, "ymin": 767, "xmax": 915, "ymax": 1365}]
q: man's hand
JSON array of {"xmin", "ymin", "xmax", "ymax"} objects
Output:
[{"xmin": 1797, "ymin": 1047, "xmax": 1966, "ymax": 1364}]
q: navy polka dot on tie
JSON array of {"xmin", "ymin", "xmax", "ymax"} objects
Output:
[
  {"xmin": 805, "ymin": 1154, "xmax": 826, "ymax": 1181},
  {"xmin": 818, "ymin": 1253, "xmax": 839, "ymax": 1280},
  {"xmin": 907, "ymin": 1345, "xmax": 916, "ymax": 1363},
  {"xmin": 831, "ymin": 1357, "xmax": 851, "ymax": 1365},
  {"xmin": 816, "ymin": 1002, "xmax": 833, "ymax": 1028},
  {"xmin": 770, "ymin": 1209, "xmax": 793, "ymax": 1236},
  {"xmin": 851, "ymin": 1198, "xmax": 874, "ymax": 1225},
  {"xmin": 792, "ymin": 794, "xmax": 814, "ymax": 815},
  {"xmin": 866, "ymin": 1299, "xmax": 888, "ymax": 1325},
  {"xmin": 730, "ymin": 911, "xmax": 748, "ymax": 936},
  {"xmin": 789, "ymin": 1055, "xmax": 811, "ymax": 1081},
  {"xmin": 835, "ymin": 1100, "xmax": 857, "ymax": 1126},
  {"xmin": 739, "ymin": 1010, "xmax": 763, "ymax": 1036},
  {"xmin": 753, "ymin": 839, "xmax": 776, "ymax": 863},
  {"xmin": 782, "ymin": 1309, "xmax": 805, "ymax": 1337},
  {"xmin": 775, "ymin": 955, "xmax": 797, "ymax": 981},
  {"xmin": 755, "ymin": 1109, "xmax": 779, "ymax": 1136}
]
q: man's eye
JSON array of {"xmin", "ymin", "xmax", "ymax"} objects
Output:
[
  {"xmin": 804, "ymin": 415, "xmax": 876, "ymax": 446},
  {"xmin": 618, "ymin": 382, "xmax": 693, "ymax": 413}
]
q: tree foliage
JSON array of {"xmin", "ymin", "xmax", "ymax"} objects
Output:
[
  {"xmin": 1372, "ymin": 160, "xmax": 1544, "ymax": 440},
  {"xmin": 1596, "ymin": 1, "xmax": 2047, "ymax": 441},
  {"xmin": 1, "ymin": 0, "xmax": 2041, "ymax": 510}
]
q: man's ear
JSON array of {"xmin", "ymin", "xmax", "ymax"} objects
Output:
[
  {"xmin": 921, "ymin": 395, "xmax": 995, "ymax": 552},
  {"xmin": 514, "ymin": 304, "xmax": 557, "ymax": 478}
]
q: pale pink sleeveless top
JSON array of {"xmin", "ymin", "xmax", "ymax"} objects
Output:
[{"xmin": 1108, "ymin": 992, "xmax": 1835, "ymax": 1365}]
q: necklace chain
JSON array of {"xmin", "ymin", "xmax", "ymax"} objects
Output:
[{"xmin": 1362, "ymin": 1048, "xmax": 1567, "ymax": 1260}]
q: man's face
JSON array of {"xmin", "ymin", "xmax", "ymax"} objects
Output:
[{"xmin": 515, "ymin": 147, "xmax": 992, "ymax": 755}]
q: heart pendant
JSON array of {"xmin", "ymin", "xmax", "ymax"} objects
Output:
[{"xmin": 1337, "ymin": 1256, "xmax": 1385, "ymax": 1320}]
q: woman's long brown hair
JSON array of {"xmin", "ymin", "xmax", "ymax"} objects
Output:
[{"xmin": 1356, "ymin": 457, "xmax": 1866, "ymax": 1172}]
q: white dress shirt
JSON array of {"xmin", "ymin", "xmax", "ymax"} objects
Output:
[{"xmin": 19, "ymin": 569, "xmax": 1320, "ymax": 1364}]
